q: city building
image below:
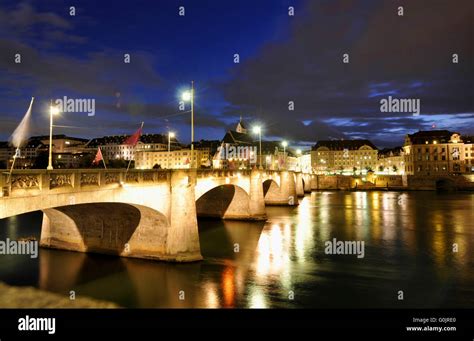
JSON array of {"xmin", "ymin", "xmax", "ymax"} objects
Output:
[
  {"xmin": 235, "ymin": 116, "xmax": 248, "ymax": 134},
  {"xmin": 135, "ymin": 149, "xmax": 203, "ymax": 169},
  {"xmin": 403, "ymin": 130, "xmax": 474, "ymax": 175},
  {"xmin": 0, "ymin": 138, "xmax": 45, "ymax": 169},
  {"xmin": 28, "ymin": 135, "xmax": 91, "ymax": 169},
  {"xmin": 0, "ymin": 142, "xmax": 10, "ymax": 167},
  {"xmin": 31, "ymin": 135, "xmax": 89, "ymax": 154},
  {"xmin": 0, "ymin": 134, "xmax": 93, "ymax": 169},
  {"xmin": 463, "ymin": 135, "xmax": 474, "ymax": 173},
  {"xmin": 311, "ymin": 140, "xmax": 378, "ymax": 174},
  {"xmin": 215, "ymin": 118, "xmax": 300, "ymax": 170},
  {"xmin": 297, "ymin": 151, "xmax": 312, "ymax": 173},
  {"xmin": 1, "ymin": 135, "xmax": 91, "ymax": 169},
  {"xmin": 192, "ymin": 140, "xmax": 221, "ymax": 168},
  {"xmin": 216, "ymin": 118, "xmax": 256, "ymax": 169},
  {"xmin": 87, "ymin": 133, "xmax": 177, "ymax": 161},
  {"xmin": 377, "ymin": 147, "xmax": 405, "ymax": 174},
  {"xmin": 259, "ymin": 141, "xmax": 296, "ymax": 170}
]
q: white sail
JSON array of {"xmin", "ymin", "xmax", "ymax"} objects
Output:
[{"xmin": 10, "ymin": 97, "xmax": 34, "ymax": 148}]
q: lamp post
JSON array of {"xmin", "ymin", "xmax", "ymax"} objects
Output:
[
  {"xmin": 253, "ymin": 126, "xmax": 262, "ymax": 169},
  {"xmin": 47, "ymin": 101, "xmax": 60, "ymax": 170},
  {"xmin": 168, "ymin": 131, "xmax": 175, "ymax": 169},
  {"xmin": 281, "ymin": 140, "xmax": 288, "ymax": 170},
  {"xmin": 182, "ymin": 81, "xmax": 194, "ymax": 168}
]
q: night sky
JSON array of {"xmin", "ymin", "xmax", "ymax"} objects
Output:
[{"xmin": 0, "ymin": 0, "xmax": 472, "ymax": 149}]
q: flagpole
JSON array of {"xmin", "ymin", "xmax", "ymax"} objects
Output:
[
  {"xmin": 6, "ymin": 148, "xmax": 20, "ymax": 185},
  {"xmin": 100, "ymin": 147, "xmax": 107, "ymax": 169},
  {"xmin": 7, "ymin": 97, "xmax": 35, "ymax": 188},
  {"xmin": 125, "ymin": 122, "xmax": 144, "ymax": 174}
]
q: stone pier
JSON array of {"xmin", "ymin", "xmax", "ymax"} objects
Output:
[{"xmin": 264, "ymin": 170, "xmax": 298, "ymax": 206}]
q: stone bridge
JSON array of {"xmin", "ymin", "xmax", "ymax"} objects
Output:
[{"xmin": 0, "ymin": 169, "xmax": 312, "ymax": 263}]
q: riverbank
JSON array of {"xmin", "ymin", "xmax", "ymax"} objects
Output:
[
  {"xmin": 0, "ymin": 281, "xmax": 119, "ymax": 308},
  {"xmin": 310, "ymin": 174, "xmax": 474, "ymax": 191}
]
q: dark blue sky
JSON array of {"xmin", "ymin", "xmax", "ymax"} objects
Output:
[{"xmin": 0, "ymin": 0, "xmax": 472, "ymax": 149}]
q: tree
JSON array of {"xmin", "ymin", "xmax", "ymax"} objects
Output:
[
  {"xmin": 365, "ymin": 166, "xmax": 373, "ymax": 172},
  {"xmin": 378, "ymin": 165, "xmax": 384, "ymax": 172},
  {"xmin": 78, "ymin": 153, "xmax": 95, "ymax": 168},
  {"xmin": 152, "ymin": 163, "xmax": 161, "ymax": 169},
  {"xmin": 392, "ymin": 165, "xmax": 398, "ymax": 173},
  {"xmin": 353, "ymin": 166, "xmax": 357, "ymax": 175},
  {"xmin": 108, "ymin": 159, "xmax": 132, "ymax": 169},
  {"xmin": 33, "ymin": 152, "xmax": 49, "ymax": 169}
]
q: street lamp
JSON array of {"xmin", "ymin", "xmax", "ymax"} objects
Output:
[
  {"xmin": 281, "ymin": 140, "xmax": 288, "ymax": 169},
  {"xmin": 182, "ymin": 81, "xmax": 194, "ymax": 168},
  {"xmin": 47, "ymin": 101, "xmax": 60, "ymax": 170},
  {"xmin": 253, "ymin": 126, "xmax": 262, "ymax": 169},
  {"xmin": 168, "ymin": 131, "xmax": 175, "ymax": 169}
]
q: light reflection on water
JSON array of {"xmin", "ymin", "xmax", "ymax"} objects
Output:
[{"xmin": 0, "ymin": 191, "xmax": 473, "ymax": 308}]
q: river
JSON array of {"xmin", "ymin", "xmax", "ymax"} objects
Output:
[{"xmin": 0, "ymin": 191, "xmax": 473, "ymax": 308}]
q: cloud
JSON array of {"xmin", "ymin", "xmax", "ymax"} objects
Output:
[
  {"xmin": 0, "ymin": 3, "xmax": 71, "ymax": 32},
  {"xmin": 0, "ymin": 3, "xmax": 169, "ymax": 140},
  {"xmin": 218, "ymin": 0, "xmax": 474, "ymax": 145},
  {"xmin": 0, "ymin": 38, "xmax": 163, "ymax": 97}
]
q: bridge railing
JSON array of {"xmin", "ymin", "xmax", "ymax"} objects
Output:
[
  {"xmin": 0, "ymin": 168, "xmax": 312, "ymax": 198},
  {"xmin": 0, "ymin": 169, "xmax": 171, "ymax": 198},
  {"xmin": 196, "ymin": 169, "xmax": 251, "ymax": 178}
]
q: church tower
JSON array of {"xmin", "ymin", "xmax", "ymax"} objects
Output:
[{"xmin": 236, "ymin": 116, "xmax": 247, "ymax": 134}]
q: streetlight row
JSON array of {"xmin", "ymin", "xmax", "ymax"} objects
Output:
[
  {"xmin": 251, "ymin": 125, "xmax": 303, "ymax": 169},
  {"xmin": 47, "ymin": 84, "xmax": 303, "ymax": 170}
]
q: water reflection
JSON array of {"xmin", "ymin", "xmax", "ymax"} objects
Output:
[
  {"xmin": 255, "ymin": 223, "xmax": 292, "ymax": 290},
  {"xmin": 294, "ymin": 198, "xmax": 315, "ymax": 263},
  {"xmin": 0, "ymin": 191, "xmax": 473, "ymax": 308}
]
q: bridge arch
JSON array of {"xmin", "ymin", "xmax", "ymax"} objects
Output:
[
  {"xmin": 196, "ymin": 184, "xmax": 253, "ymax": 220},
  {"xmin": 40, "ymin": 202, "xmax": 171, "ymax": 259},
  {"xmin": 262, "ymin": 179, "xmax": 280, "ymax": 197}
]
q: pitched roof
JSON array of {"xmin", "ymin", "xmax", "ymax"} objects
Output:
[
  {"xmin": 24, "ymin": 139, "xmax": 45, "ymax": 148},
  {"xmin": 30, "ymin": 135, "xmax": 88, "ymax": 143},
  {"xmin": 87, "ymin": 133, "xmax": 177, "ymax": 147},
  {"xmin": 256, "ymin": 141, "xmax": 295, "ymax": 156},
  {"xmin": 0, "ymin": 139, "xmax": 46, "ymax": 149},
  {"xmin": 237, "ymin": 117, "xmax": 246, "ymax": 129},
  {"xmin": 192, "ymin": 140, "xmax": 222, "ymax": 153},
  {"xmin": 405, "ymin": 130, "xmax": 458, "ymax": 144},
  {"xmin": 463, "ymin": 136, "xmax": 474, "ymax": 144},
  {"xmin": 379, "ymin": 146, "xmax": 403, "ymax": 157},
  {"xmin": 312, "ymin": 139, "xmax": 378, "ymax": 151},
  {"xmin": 222, "ymin": 130, "xmax": 254, "ymax": 144}
]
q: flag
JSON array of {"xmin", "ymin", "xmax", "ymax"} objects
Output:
[
  {"xmin": 10, "ymin": 97, "xmax": 34, "ymax": 148},
  {"xmin": 124, "ymin": 123, "xmax": 143, "ymax": 146},
  {"xmin": 92, "ymin": 147, "xmax": 104, "ymax": 165}
]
